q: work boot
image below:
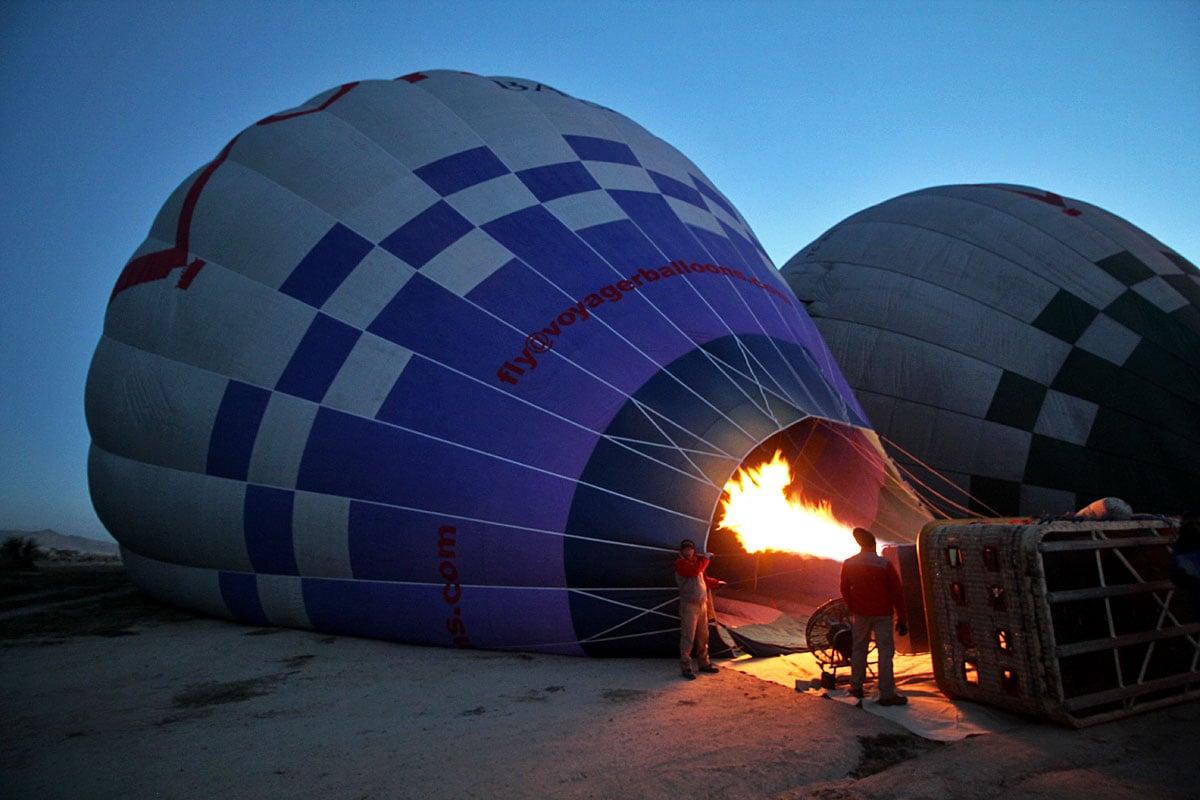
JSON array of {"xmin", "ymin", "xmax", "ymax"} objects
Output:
[
  {"xmin": 878, "ymin": 695, "xmax": 908, "ymax": 706},
  {"xmin": 847, "ymin": 687, "xmax": 864, "ymax": 699},
  {"xmin": 698, "ymin": 664, "xmax": 719, "ymax": 674},
  {"xmin": 681, "ymin": 668, "xmax": 696, "ymax": 680}
]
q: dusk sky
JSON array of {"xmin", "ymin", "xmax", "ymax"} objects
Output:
[{"xmin": 2, "ymin": 0, "xmax": 1197, "ymax": 542}]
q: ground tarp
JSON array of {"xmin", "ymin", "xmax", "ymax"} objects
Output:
[{"xmin": 728, "ymin": 650, "xmax": 1028, "ymax": 741}]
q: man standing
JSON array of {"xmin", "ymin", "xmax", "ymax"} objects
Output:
[
  {"xmin": 839, "ymin": 527, "xmax": 908, "ymax": 706},
  {"xmin": 675, "ymin": 539, "xmax": 721, "ymax": 680}
]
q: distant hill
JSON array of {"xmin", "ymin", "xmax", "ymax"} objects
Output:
[{"xmin": 1, "ymin": 529, "xmax": 120, "ymax": 556}]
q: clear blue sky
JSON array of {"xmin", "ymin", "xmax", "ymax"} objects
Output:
[{"xmin": 2, "ymin": 0, "xmax": 1197, "ymax": 541}]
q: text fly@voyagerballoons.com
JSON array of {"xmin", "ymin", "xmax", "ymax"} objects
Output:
[{"xmin": 496, "ymin": 260, "xmax": 792, "ymax": 385}]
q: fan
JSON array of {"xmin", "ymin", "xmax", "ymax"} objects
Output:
[{"xmin": 804, "ymin": 597, "xmax": 874, "ymax": 685}]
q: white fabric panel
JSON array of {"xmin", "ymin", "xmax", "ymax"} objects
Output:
[
  {"xmin": 936, "ymin": 185, "xmax": 1119, "ymax": 264},
  {"xmin": 257, "ymin": 573, "xmax": 313, "ymax": 629},
  {"xmin": 669, "ymin": 196, "xmax": 723, "ymax": 236},
  {"xmin": 813, "ymin": 271, "xmax": 1070, "ymax": 385},
  {"xmin": 291, "ymin": 491, "xmax": 354, "ymax": 578},
  {"xmin": 478, "ymin": 81, "xmax": 590, "ymax": 168},
  {"xmin": 420, "ymin": 76, "xmax": 572, "ymax": 170},
  {"xmin": 230, "ymin": 110, "xmax": 406, "ymax": 222},
  {"xmin": 512, "ymin": 77, "xmax": 620, "ymax": 139},
  {"xmin": 247, "ymin": 392, "xmax": 319, "ymax": 488},
  {"xmin": 821, "ymin": 320, "xmax": 1003, "ymax": 417},
  {"xmin": 85, "ymin": 336, "xmax": 227, "ymax": 472},
  {"xmin": 421, "ymin": 228, "xmax": 514, "ymax": 296},
  {"xmin": 322, "ymin": 332, "xmax": 412, "ymax": 419},
  {"xmin": 1132, "ymin": 275, "xmax": 1190, "ymax": 313},
  {"xmin": 1076, "ymin": 314, "xmax": 1141, "ymax": 366},
  {"xmin": 1073, "ymin": 199, "xmax": 1178, "ymax": 274},
  {"xmin": 339, "ymin": 171, "xmax": 438, "ymax": 242},
  {"xmin": 328, "ymin": 78, "xmax": 483, "ymax": 171},
  {"xmin": 600, "ymin": 108, "xmax": 689, "ymax": 178},
  {"xmin": 703, "ymin": 194, "xmax": 755, "ymax": 241},
  {"xmin": 847, "ymin": 193, "xmax": 1128, "ymax": 310},
  {"xmin": 321, "ymin": 247, "xmax": 414, "ymax": 328},
  {"xmin": 1034, "ymin": 390, "xmax": 1099, "ymax": 446},
  {"xmin": 446, "ymin": 172, "xmax": 537, "ymax": 222},
  {"xmin": 584, "ymin": 161, "xmax": 658, "ymax": 192},
  {"xmin": 802, "ymin": 222, "xmax": 1058, "ymax": 323},
  {"xmin": 155, "ymin": 261, "xmax": 317, "ymax": 390},
  {"xmin": 89, "ymin": 447, "xmax": 253, "ymax": 571},
  {"xmin": 190, "ymin": 161, "xmax": 335, "ymax": 290},
  {"xmin": 544, "ymin": 190, "xmax": 626, "ymax": 232},
  {"xmin": 121, "ymin": 547, "xmax": 231, "ymax": 619}
]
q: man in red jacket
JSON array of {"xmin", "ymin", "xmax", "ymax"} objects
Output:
[
  {"xmin": 675, "ymin": 539, "xmax": 721, "ymax": 679},
  {"xmin": 839, "ymin": 527, "xmax": 909, "ymax": 706}
]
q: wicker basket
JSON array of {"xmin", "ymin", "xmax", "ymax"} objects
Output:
[{"xmin": 918, "ymin": 518, "xmax": 1199, "ymax": 727}]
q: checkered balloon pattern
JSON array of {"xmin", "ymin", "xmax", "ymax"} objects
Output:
[
  {"xmin": 782, "ymin": 183, "xmax": 1200, "ymax": 519},
  {"xmin": 87, "ymin": 71, "xmax": 930, "ymax": 655}
]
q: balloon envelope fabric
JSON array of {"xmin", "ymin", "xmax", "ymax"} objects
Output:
[
  {"xmin": 87, "ymin": 71, "xmax": 928, "ymax": 655},
  {"xmin": 781, "ymin": 183, "xmax": 1200, "ymax": 519}
]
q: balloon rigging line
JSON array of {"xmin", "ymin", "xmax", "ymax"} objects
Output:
[
  {"xmin": 876, "ymin": 433, "xmax": 1001, "ymax": 518},
  {"xmin": 764, "ymin": 420, "xmax": 933, "ymax": 537},
  {"xmin": 415, "ymin": 78, "xmax": 787, "ymax": 444},
  {"xmin": 830, "ymin": 425, "xmax": 980, "ymax": 521},
  {"xmin": 173, "ymin": 84, "xmax": 844, "ymax": 498},
  {"xmin": 505, "ymin": 91, "xmax": 830, "ymax": 436}
]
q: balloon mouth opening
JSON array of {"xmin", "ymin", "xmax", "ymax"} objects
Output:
[{"xmin": 703, "ymin": 418, "xmax": 867, "ymax": 614}]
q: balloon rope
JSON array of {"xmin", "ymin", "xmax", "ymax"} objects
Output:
[{"xmin": 875, "ymin": 433, "xmax": 1001, "ymax": 518}]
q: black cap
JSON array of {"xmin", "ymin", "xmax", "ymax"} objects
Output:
[
  {"xmin": 852, "ymin": 527, "xmax": 876, "ymax": 548},
  {"xmin": 680, "ymin": 539, "xmax": 696, "ymax": 550}
]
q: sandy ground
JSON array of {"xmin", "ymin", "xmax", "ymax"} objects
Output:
[{"xmin": 2, "ymin": 562, "xmax": 1198, "ymax": 800}]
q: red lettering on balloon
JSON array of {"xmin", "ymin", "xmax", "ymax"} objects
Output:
[
  {"xmin": 495, "ymin": 259, "xmax": 792, "ymax": 385},
  {"xmin": 437, "ymin": 524, "xmax": 470, "ymax": 647}
]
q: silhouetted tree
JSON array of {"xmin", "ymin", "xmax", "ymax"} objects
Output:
[{"xmin": 1, "ymin": 536, "xmax": 40, "ymax": 570}]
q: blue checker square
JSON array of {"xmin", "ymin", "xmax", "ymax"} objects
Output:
[
  {"xmin": 218, "ymin": 571, "xmax": 270, "ymax": 626},
  {"xmin": 275, "ymin": 313, "xmax": 362, "ymax": 402},
  {"xmin": 244, "ymin": 485, "xmax": 299, "ymax": 576},
  {"xmin": 207, "ymin": 380, "xmax": 271, "ymax": 481},
  {"xmin": 648, "ymin": 170, "xmax": 706, "ymax": 209},
  {"xmin": 415, "ymin": 146, "xmax": 510, "ymax": 196},
  {"xmin": 563, "ymin": 135, "xmax": 640, "ymax": 166},
  {"xmin": 516, "ymin": 161, "xmax": 601, "ymax": 202},
  {"xmin": 692, "ymin": 175, "xmax": 737, "ymax": 218},
  {"xmin": 280, "ymin": 223, "xmax": 374, "ymax": 308},
  {"xmin": 380, "ymin": 200, "xmax": 474, "ymax": 268}
]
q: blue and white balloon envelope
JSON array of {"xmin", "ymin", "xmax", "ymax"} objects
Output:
[{"xmin": 87, "ymin": 72, "xmax": 928, "ymax": 655}]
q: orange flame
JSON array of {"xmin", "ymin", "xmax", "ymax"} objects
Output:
[{"xmin": 718, "ymin": 451, "xmax": 858, "ymax": 560}]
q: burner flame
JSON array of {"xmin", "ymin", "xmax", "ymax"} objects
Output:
[{"xmin": 718, "ymin": 451, "xmax": 858, "ymax": 560}]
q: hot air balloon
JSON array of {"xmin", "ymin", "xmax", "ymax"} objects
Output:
[
  {"xmin": 782, "ymin": 183, "xmax": 1200, "ymax": 519},
  {"xmin": 87, "ymin": 71, "xmax": 929, "ymax": 656}
]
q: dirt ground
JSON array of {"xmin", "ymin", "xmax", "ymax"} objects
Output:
[{"xmin": 2, "ymin": 562, "xmax": 1198, "ymax": 800}]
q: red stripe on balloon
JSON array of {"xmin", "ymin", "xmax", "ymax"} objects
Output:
[
  {"xmin": 256, "ymin": 81, "xmax": 361, "ymax": 125},
  {"xmin": 109, "ymin": 83, "xmax": 363, "ymax": 304},
  {"xmin": 109, "ymin": 135, "xmax": 239, "ymax": 304},
  {"xmin": 998, "ymin": 186, "xmax": 1083, "ymax": 217}
]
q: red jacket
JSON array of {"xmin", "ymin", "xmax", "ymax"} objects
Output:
[
  {"xmin": 840, "ymin": 550, "xmax": 907, "ymax": 623},
  {"xmin": 675, "ymin": 555, "xmax": 719, "ymax": 603}
]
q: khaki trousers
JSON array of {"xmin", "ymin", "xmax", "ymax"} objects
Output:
[
  {"xmin": 850, "ymin": 613, "xmax": 896, "ymax": 698},
  {"xmin": 679, "ymin": 599, "xmax": 710, "ymax": 670}
]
